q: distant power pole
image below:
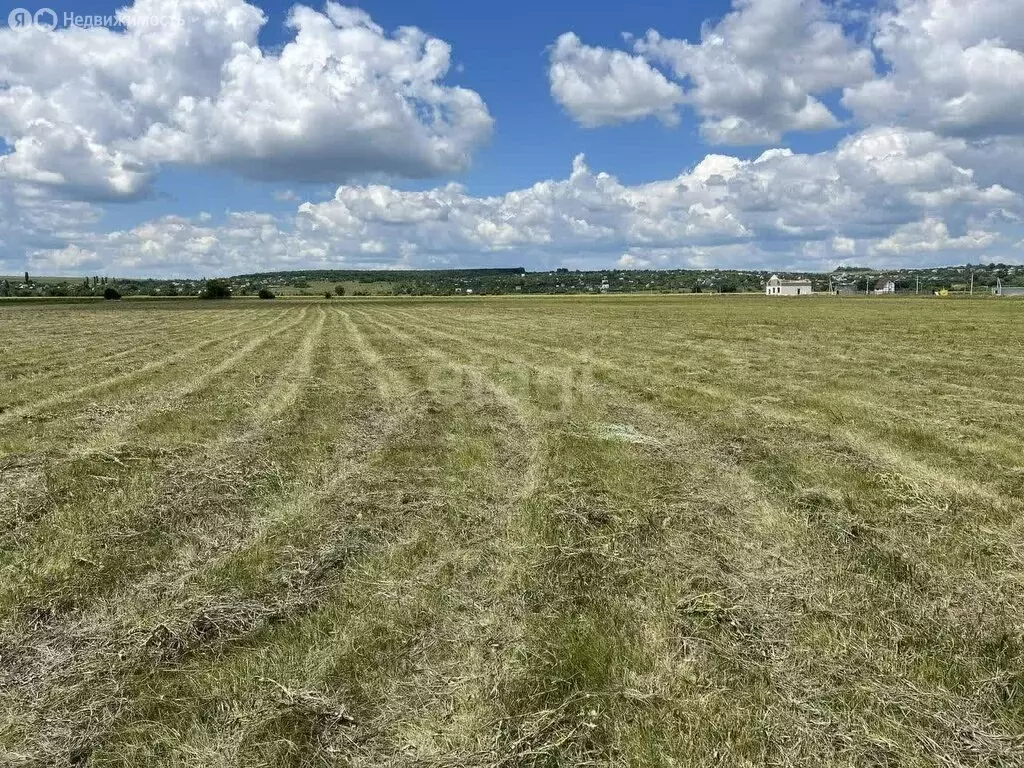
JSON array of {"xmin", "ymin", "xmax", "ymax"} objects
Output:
[
  {"xmin": 866, "ymin": 277, "xmax": 870, "ymax": 296},
  {"xmin": 970, "ymin": 271, "xmax": 974, "ymax": 295},
  {"xmin": 916, "ymin": 275, "xmax": 920, "ymax": 295}
]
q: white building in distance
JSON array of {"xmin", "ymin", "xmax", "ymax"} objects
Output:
[{"xmin": 766, "ymin": 275, "xmax": 813, "ymax": 296}]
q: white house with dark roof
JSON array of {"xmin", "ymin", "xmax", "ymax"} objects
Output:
[{"xmin": 765, "ymin": 274, "xmax": 813, "ymax": 296}]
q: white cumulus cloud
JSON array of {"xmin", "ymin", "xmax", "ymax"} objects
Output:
[
  {"xmin": 0, "ymin": 0, "xmax": 493, "ymax": 201},
  {"xmin": 548, "ymin": 32, "xmax": 684, "ymax": 127},
  {"xmin": 843, "ymin": 0, "xmax": 1024, "ymax": 138},
  {"xmin": 20, "ymin": 126, "xmax": 1022, "ymax": 276},
  {"xmin": 549, "ymin": 0, "xmax": 874, "ymax": 143}
]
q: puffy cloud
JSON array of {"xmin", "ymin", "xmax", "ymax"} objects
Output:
[
  {"xmin": 28, "ymin": 243, "xmax": 105, "ymax": 272},
  {"xmin": 29, "ymin": 213, "xmax": 301, "ymax": 276},
  {"xmin": 636, "ymin": 0, "xmax": 874, "ymax": 144},
  {"xmin": 0, "ymin": 0, "xmax": 492, "ymax": 200},
  {"xmin": 870, "ymin": 218, "xmax": 1000, "ymax": 255},
  {"xmin": 550, "ymin": 0, "xmax": 1024, "ymax": 146},
  {"xmin": 832, "ymin": 236, "xmax": 856, "ymax": 255},
  {"xmin": 617, "ymin": 254, "xmax": 653, "ymax": 268},
  {"xmin": 25, "ymin": 126, "xmax": 1022, "ymax": 275},
  {"xmin": 0, "ymin": 182, "xmax": 102, "ymax": 274},
  {"xmin": 843, "ymin": 0, "xmax": 1024, "ymax": 138},
  {"xmin": 549, "ymin": 0, "xmax": 874, "ymax": 143},
  {"xmin": 548, "ymin": 33, "xmax": 684, "ymax": 127}
]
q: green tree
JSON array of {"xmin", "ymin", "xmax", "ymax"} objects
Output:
[
  {"xmin": 104, "ymin": 287, "xmax": 121, "ymax": 300},
  {"xmin": 334, "ymin": 283, "xmax": 346, "ymax": 296},
  {"xmin": 201, "ymin": 279, "xmax": 232, "ymax": 299},
  {"xmin": 257, "ymin": 288, "xmax": 275, "ymax": 299}
]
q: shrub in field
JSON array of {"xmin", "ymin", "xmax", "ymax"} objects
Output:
[
  {"xmin": 258, "ymin": 288, "xmax": 276, "ymax": 300},
  {"xmin": 324, "ymin": 291, "xmax": 332, "ymax": 299},
  {"xmin": 334, "ymin": 283, "xmax": 346, "ymax": 296},
  {"xmin": 201, "ymin": 279, "xmax": 232, "ymax": 300},
  {"xmin": 103, "ymin": 287, "xmax": 121, "ymax": 300}
]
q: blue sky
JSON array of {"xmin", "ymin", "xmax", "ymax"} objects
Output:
[{"xmin": 1, "ymin": 0, "xmax": 1023, "ymax": 276}]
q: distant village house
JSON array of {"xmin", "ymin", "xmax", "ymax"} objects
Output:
[
  {"xmin": 875, "ymin": 279, "xmax": 897, "ymax": 294},
  {"xmin": 992, "ymin": 284, "xmax": 1024, "ymax": 296},
  {"xmin": 765, "ymin": 275, "xmax": 813, "ymax": 296}
]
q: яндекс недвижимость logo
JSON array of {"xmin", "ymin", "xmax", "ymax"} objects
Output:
[
  {"xmin": 6, "ymin": 7, "xmax": 184, "ymax": 30},
  {"xmin": 7, "ymin": 7, "xmax": 58, "ymax": 31}
]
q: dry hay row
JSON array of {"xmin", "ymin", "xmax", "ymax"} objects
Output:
[
  {"xmin": 76, "ymin": 306, "xmax": 315, "ymax": 458},
  {"xmin": 0, "ymin": 307, "xmax": 321, "ymax": 620},
  {"xmin": 0, "ymin": 307, "xmax": 295, "ymax": 427},
  {"xmin": 380, "ymin": 307, "xmax": 1020, "ymax": 589},
  {"xmin": 98, "ymin": 304, "xmax": 347, "ymax": 598},
  {"xmin": 347, "ymin": 308, "xmax": 540, "ymax": 432},
  {"xmin": 365, "ymin": 309, "xmax": 741, "ymax": 763},
  {"xmin": 213, "ymin": 307, "xmax": 556, "ymax": 767},
  {"xmin": 77, "ymin": 305, "xmax": 332, "ymax": 594},
  {"xmin": 0, "ymin": 306, "xmax": 251, "ymax": 389},
  {"xmin": 390, "ymin": 302, "xmax": 1024, "ymax": 438},
  {"xmin": 50, "ymin": 308, "xmax": 545, "ymax": 767},
  {"xmin": 336, "ymin": 308, "xmax": 416, "ymax": 405},
  {"xmin": 352, "ymin": 307, "xmax": 697, "ymax": 766},
  {"xmin": 89, "ymin": 308, "xmax": 448, "ymax": 764},
  {"xmin": 0, "ymin": 307, "xmax": 308, "ymax": 546},
  {"xmin": 0, "ymin": 307, "xmax": 233, "ymax": 387},
  {"xmin": 0, "ymin": 305, "xmax": 440, "ymax": 767}
]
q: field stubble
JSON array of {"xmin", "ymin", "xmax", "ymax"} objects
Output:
[{"xmin": 1, "ymin": 295, "xmax": 1022, "ymax": 767}]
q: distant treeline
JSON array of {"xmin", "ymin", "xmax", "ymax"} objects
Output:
[
  {"xmin": 3, "ymin": 263, "xmax": 1022, "ymax": 299},
  {"xmin": 230, "ymin": 264, "xmax": 1024, "ymax": 296},
  {"xmin": 233, "ymin": 268, "xmax": 527, "ymax": 283}
]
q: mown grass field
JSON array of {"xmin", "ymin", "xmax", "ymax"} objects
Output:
[{"xmin": 1, "ymin": 295, "xmax": 1022, "ymax": 767}]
